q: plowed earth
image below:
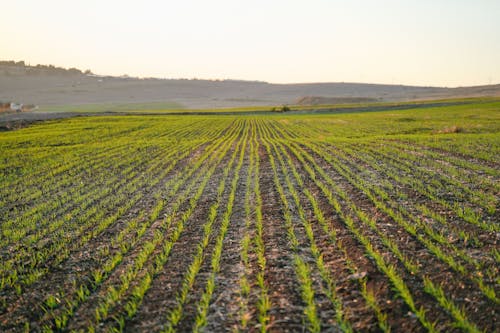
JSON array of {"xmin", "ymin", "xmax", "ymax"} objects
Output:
[{"xmin": 0, "ymin": 115, "xmax": 498, "ymax": 332}]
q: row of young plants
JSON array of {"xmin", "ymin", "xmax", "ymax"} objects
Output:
[
  {"xmin": 0, "ymin": 117, "xmax": 240, "ymax": 330},
  {"xmin": 261, "ymin": 117, "xmax": 488, "ymax": 331},
  {"xmin": 380, "ymin": 139, "xmax": 499, "ymax": 193},
  {"xmin": 317, "ymin": 139, "xmax": 495, "ymax": 294},
  {"xmin": 88, "ymin": 119, "xmax": 245, "ymax": 331},
  {"xmin": 0, "ymin": 125, "xmax": 217, "ymax": 296},
  {"xmin": 0, "ymin": 116, "xmax": 187, "ymax": 201},
  {"xmin": 0, "ymin": 122, "xmax": 128, "ymax": 188},
  {"xmin": 0, "ymin": 139, "xmax": 176, "ymax": 251},
  {"xmin": 0, "ymin": 118, "xmax": 214, "ymax": 228},
  {"xmin": 0, "ymin": 142, "xmax": 175, "ymax": 293},
  {"xmin": 0, "ymin": 117, "xmax": 226, "ymax": 213},
  {"xmin": 327, "ymin": 142, "xmax": 488, "ymax": 246},
  {"xmin": 338, "ymin": 142, "xmax": 498, "ymax": 263},
  {"xmin": 263, "ymin": 120, "xmax": 396, "ymax": 331},
  {"xmin": 0, "ymin": 142, "xmax": 129, "ymax": 220},
  {"xmin": 294, "ymin": 145, "xmax": 460, "ymax": 330},
  {"xmin": 141, "ymin": 120, "xmax": 247, "ymax": 332},
  {"xmin": 339, "ymin": 143, "xmax": 490, "ymax": 238},
  {"xmin": 236, "ymin": 120, "xmax": 270, "ymax": 332},
  {"xmin": 397, "ymin": 132, "xmax": 500, "ymax": 164},
  {"xmin": 314, "ymin": 141, "xmax": 498, "ymax": 303},
  {"xmin": 0, "ymin": 117, "xmax": 218, "ymax": 244},
  {"xmin": 260, "ymin": 122, "xmax": 354, "ymax": 332},
  {"xmin": 190, "ymin": 122, "xmax": 250, "ymax": 332},
  {"xmin": 286, "ymin": 136, "xmax": 487, "ymax": 331},
  {"xmin": 358, "ymin": 142, "xmax": 498, "ymax": 226},
  {"xmin": 1, "ymin": 113, "xmax": 497, "ymax": 331},
  {"xmin": 261, "ymin": 120, "xmax": 393, "ymax": 332},
  {"xmin": 37, "ymin": 120, "xmax": 245, "ymax": 332},
  {"xmin": 259, "ymin": 127, "xmax": 322, "ymax": 333}
]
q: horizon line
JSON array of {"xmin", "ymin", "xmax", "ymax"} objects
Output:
[{"xmin": 2, "ymin": 59, "xmax": 499, "ymax": 89}]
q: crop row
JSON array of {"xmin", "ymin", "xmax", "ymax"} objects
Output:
[{"xmin": 0, "ymin": 113, "xmax": 498, "ymax": 332}]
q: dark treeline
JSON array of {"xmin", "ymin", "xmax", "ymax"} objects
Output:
[{"xmin": 0, "ymin": 60, "xmax": 91, "ymax": 75}]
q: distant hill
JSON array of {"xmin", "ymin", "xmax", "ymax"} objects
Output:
[
  {"xmin": 1, "ymin": 60, "xmax": 500, "ymax": 109},
  {"xmin": 296, "ymin": 96, "xmax": 379, "ymax": 105}
]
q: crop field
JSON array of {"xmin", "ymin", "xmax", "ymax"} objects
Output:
[{"xmin": 0, "ymin": 100, "xmax": 499, "ymax": 332}]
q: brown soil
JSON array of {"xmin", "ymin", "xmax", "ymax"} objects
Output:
[
  {"xmin": 258, "ymin": 145, "xmax": 307, "ymax": 332},
  {"xmin": 296, "ymin": 142, "xmax": 498, "ymax": 332}
]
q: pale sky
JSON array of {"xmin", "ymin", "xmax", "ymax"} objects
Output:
[{"xmin": 1, "ymin": 0, "xmax": 499, "ymax": 86}]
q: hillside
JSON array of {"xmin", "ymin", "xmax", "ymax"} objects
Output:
[{"xmin": 1, "ymin": 61, "xmax": 500, "ymax": 109}]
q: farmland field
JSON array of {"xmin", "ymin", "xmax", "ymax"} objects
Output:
[{"xmin": 0, "ymin": 100, "xmax": 499, "ymax": 332}]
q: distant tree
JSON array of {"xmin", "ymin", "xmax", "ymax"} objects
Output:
[
  {"xmin": 68, "ymin": 67, "xmax": 82, "ymax": 75},
  {"xmin": 271, "ymin": 105, "xmax": 291, "ymax": 112}
]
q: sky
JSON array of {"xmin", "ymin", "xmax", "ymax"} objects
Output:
[{"xmin": 1, "ymin": 0, "xmax": 500, "ymax": 87}]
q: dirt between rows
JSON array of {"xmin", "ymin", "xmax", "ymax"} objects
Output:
[
  {"xmin": 1, "ymin": 135, "xmax": 498, "ymax": 332},
  {"xmin": 0, "ymin": 142, "xmax": 210, "ymax": 330},
  {"xmin": 293, "ymin": 142, "xmax": 498, "ymax": 332},
  {"xmin": 343, "ymin": 143, "xmax": 499, "ymax": 263},
  {"xmin": 276, "ymin": 143, "xmax": 421, "ymax": 332}
]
